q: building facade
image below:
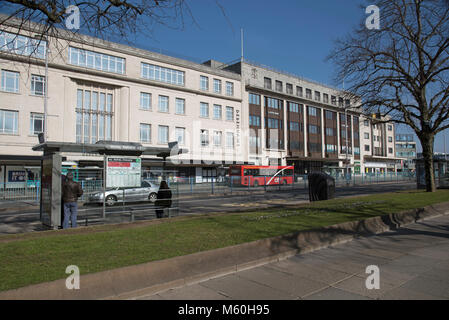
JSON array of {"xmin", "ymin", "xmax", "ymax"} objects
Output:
[
  {"xmin": 0, "ymin": 22, "xmax": 402, "ymax": 185},
  {"xmin": 0, "ymin": 25, "xmax": 246, "ymax": 184},
  {"xmin": 224, "ymin": 60, "xmax": 362, "ymax": 175},
  {"xmin": 395, "ymin": 133, "xmax": 417, "ymax": 172},
  {"xmin": 359, "ymin": 114, "xmax": 401, "ymax": 173}
]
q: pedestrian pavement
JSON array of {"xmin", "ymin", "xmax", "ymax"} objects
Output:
[{"xmin": 136, "ymin": 214, "xmax": 449, "ymax": 300}]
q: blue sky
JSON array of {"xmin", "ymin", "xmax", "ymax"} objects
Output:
[
  {"xmin": 4, "ymin": 0, "xmax": 448, "ymax": 153},
  {"xmin": 125, "ymin": 0, "xmax": 448, "ymax": 153}
]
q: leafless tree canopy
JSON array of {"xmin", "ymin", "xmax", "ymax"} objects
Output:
[
  {"xmin": 328, "ymin": 0, "xmax": 449, "ymax": 191},
  {"xmin": 0, "ymin": 0, "xmax": 192, "ymax": 43}
]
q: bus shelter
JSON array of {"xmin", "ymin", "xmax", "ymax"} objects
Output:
[
  {"xmin": 415, "ymin": 157, "xmax": 449, "ymax": 189},
  {"xmin": 32, "ymin": 140, "xmax": 187, "ymax": 229}
]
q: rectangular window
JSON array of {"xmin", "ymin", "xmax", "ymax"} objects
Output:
[
  {"xmin": 288, "ymin": 102, "xmax": 299, "ymax": 113},
  {"xmin": 200, "ymin": 76, "xmax": 209, "ymax": 91},
  {"xmin": 364, "ymin": 120, "xmax": 369, "ymax": 126},
  {"xmin": 158, "ymin": 95, "xmax": 169, "ymax": 112},
  {"xmin": 249, "ymin": 115, "xmax": 261, "ymax": 127},
  {"xmin": 286, "ymin": 83, "xmax": 293, "ymax": 94},
  {"xmin": 69, "ymin": 47, "xmax": 125, "ymax": 74},
  {"xmin": 388, "ymin": 147, "xmax": 393, "ymax": 154},
  {"xmin": 226, "ymin": 132, "xmax": 234, "ymax": 148},
  {"xmin": 200, "ymin": 102, "xmax": 209, "ymax": 118},
  {"xmin": 175, "ymin": 98, "xmax": 185, "ymax": 115},
  {"xmin": 158, "ymin": 125, "xmax": 169, "ymax": 144},
  {"xmin": 339, "ymin": 97, "xmax": 344, "ymax": 107},
  {"xmin": 30, "ymin": 113, "xmax": 44, "ymax": 135},
  {"xmin": 308, "ymin": 125, "xmax": 320, "ymax": 134},
  {"xmin": 308, "ymin": 106, "xmax": 317, "ymax": 117},
  {"xmin": 140, "ymin": 123, "xmax": 151, "ymax": 143},
  {"xmin": 290, "ymin": 122, "xmax": 300, "ymax": 131},
  {"xmin": 266, "ymin": 97, "xmax": 283, "ymax": 109},
  {"xmin": 141, "ymin": 62, "xmax": 184, "ymax": 86},
  {"xmin": 388, "ymin": 136, "xmax": 393, "ymax": 142},
  {"xmin": 249, "ymin": 93, "xmax": 261, "ymax": 105},
  {"xmin": 296, "ymin": 86, "xmax": 303, "ymax": 97},
  {"xmin": 325, "ymin": 110, "xmax": 334, "ymax": 120},
  {"xmin": 213, "ymin": 105, "xmax": 222, "ymax": 120},
  {"xmin": 0, "ymin": 31, "xmax": 46, "ymax": 59},
  {"xmin": 331, "ymin": 96, "xmax": 337, "ymax": 105},
  {"xmin": 323, "ymin": 94, "xmax": 329, "ymax": 104},
  {"xmin": 213, "ymin": 79, "xmax": 222, "ymax": 93},
  {"xmin": 140, "ymin": 92, "xmax": 151, "ymax": 110},
  {"xmin": 306, "ymin": 89, "xmax": 312, "ymax": 99},
  {"xmin": 264, "ymin": 77, "xmax": 272, "ymax": 89},
  {"xmin": 1, "ymin": 70, "xmax": 19, "ymax": 93},
  {"xmin": 213, "ymin": 131, "xmax": 222, "ymax": 146},
  {"xmin": 175, "ymin": 127, "xmax": 185, "ymax": 146},
  {"xmin": 226, "ymin": 106, "xmax": 234, "ymax": 121},
  {"xmin": 76, "ymin": 88, "xmax": 113, "ymax": 143},
  {"xmin": 0, "ymin": 109, "xmax": 18, "ymax": 134},
  {"xmin": 365, "ymin": 145, "xmax": 370, "ymax": 152},
  {"xmin": 226, "ymin": 82, "xmax": 234, "ymax": 96},
  {"xmin": 315, "ymin": 91, "xmax": 321, "ymax": 102},
  {"xmin": 326, "ymin": 127, "xmax": 334, "ymax": 136},
  {"xmin": 31, "ymin": 75, "xmax": 45, "ymax": 96},
  {"xmin": 388, "ymin": 125, "xmax": 393, "ymax": 131},
  {"xmin": 201, "ymin": 129, "xmax": 209, "ymax": 147},
  {"xmin": 275, "ymin": 80, "xmax": 283, "ymax": 92}
]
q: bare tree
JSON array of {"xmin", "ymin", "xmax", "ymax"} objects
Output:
[
  {"xmin": 328, "ymin": 0, "xmax": 449, "ymax": 192},
  {"xmin": 0, "ymin": 0, "xmax": 193, "ymax": 40}
]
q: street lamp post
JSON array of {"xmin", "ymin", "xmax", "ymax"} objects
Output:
[
  {"xmin": 345, "ymin": 108, "xmax": 349, "ymax": 185},
  {"xmin": 44, "ymin": 40, "xmax": 48, "ymax": 141}
]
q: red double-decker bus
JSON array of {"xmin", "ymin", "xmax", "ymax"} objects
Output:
[{"xmin": 229, "ymin": 165, "xmax": 295, "ymax": 186}]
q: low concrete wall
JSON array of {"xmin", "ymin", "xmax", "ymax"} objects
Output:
[{"xmin": 1, "ymin": 201, "xmax": 448, "ymax": 300}]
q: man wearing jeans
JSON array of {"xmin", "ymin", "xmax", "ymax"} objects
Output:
[{"xmin": 62, "ymin": 172, "xmax": 83, "ymax": 229}]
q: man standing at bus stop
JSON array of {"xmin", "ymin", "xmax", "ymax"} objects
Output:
[{"xmin": 62, "ymin": 172, "xmax": 83, "ymax": 229}]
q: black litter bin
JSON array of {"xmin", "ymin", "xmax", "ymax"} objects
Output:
[{"xmin": 308, "ymin": 172, "xmax": 335, "ymax": 202}]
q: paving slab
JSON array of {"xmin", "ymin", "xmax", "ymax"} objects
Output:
[
  {"xmin": 199, "ymin": 274, "xmax": 296, "ymax": 300},
  {"xmin": 332, "ymin": 275, "xmax": 398, "ymax": 299},
  {"xmin": 236, "ymin": 266, "xmax": 329, "ymax": 298},
  {"xmin": 303, "ymin": 287, "xmax": 372, "ymax": 300},
  {"xmin": 398, "ymin": 274, "xmax": 449, "ymax": 299},
  {"xmin": 378, "ymin": 286, "xmax": 444, "ymax": 300},
  {"xmin": 141, "ymin": 284, "xmax": 230, "ymax": 300},
  {"xmin": 137, "ymin": 213, "xmax": 449, "ymax": 300},
  {"xmin": 264, "ymin": 260, "xmax": 353, "ymax": 285}
]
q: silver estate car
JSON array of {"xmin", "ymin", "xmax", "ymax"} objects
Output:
[{"xmin": 87, "ymin": 180, "xmax": 160, "ymax": 206}]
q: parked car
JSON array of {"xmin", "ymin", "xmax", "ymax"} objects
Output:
[{"xmin": 87, "ymin": 180, "xmax": 159, "ymax": 206}]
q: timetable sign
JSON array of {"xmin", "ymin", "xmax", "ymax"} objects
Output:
[{"xmin": 106, "ymin": 157, "xmax": 141, "ymax": 188}]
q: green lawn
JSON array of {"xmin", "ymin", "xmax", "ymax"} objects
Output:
[{"xmin": 1, "ymin": 189, "xmax": 448, "ymax": 292}]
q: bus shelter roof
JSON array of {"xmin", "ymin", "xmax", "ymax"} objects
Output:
[{"xmin": 32, "ymin": 141, "xmax": 188, "ymax": 158}]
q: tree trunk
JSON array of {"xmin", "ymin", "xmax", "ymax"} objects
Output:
[{"xmin": 420, "ymin": 134, "xmax": 436, "ymax": 192}]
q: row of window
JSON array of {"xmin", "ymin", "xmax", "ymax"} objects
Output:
[
  {"xmin": 363, "ymin": 132, "xmax": 393, "ymax": 142},
  {"xmin": 364, "ymin": 145, "xmax": 394, "ymax": 154},
  {"xmin": 141, "ymin": 125, "xmax": 234, "ymax": 148},
  {"xmin": 363, "ymin": 119, "xmax": 394, "ymax": 131},
  {"xmin": 200, "ymin": 76, "xmax": 234, "ymax": 96},
  {"xmin": 200, "ymin": 129, "xmax": 235, "ymax": 148},
  {"xmin": 0, "ymin": 31, "xmax": 46, "ymax": 59},
  {"xmin": 0, "ymin": 109, "xmax": 44, "ymax": 135},
  {"xmin": 199, "ymin": 103, "xmax": 235, "ymax": 120},
  {"xmin": 1, "ymin": 69, "xmax": 46, "ymax": 95},
  {"xmin": 262, "ymin": 77, "xmax": 351, "ymax": 107}
]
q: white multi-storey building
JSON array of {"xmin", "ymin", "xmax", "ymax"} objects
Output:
[{"xmin": 0, "ymin": 23, "xmax": 245, "ymax": 184}]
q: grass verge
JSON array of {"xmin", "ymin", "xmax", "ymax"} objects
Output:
[{"xmin": 1, "ymin": 189, "xmax": 448, "ymax": 292}]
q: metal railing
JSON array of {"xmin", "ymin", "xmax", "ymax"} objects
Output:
[{"xmin": 0, "ymin": 172, "xmax": 416, "ymax": 202}]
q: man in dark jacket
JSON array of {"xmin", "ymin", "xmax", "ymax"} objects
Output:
[{"xmin": 62, "ymin": 172, "xmax": 83, "ymax": 229}]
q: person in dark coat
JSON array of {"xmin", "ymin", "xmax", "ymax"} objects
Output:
[
  {"xmin": 155, "ymin": 180, "xmax": 172, "ymax": 218},
  {"xmin": 62, "ymin": 172, "xmax": 83, "ymax": 228}
]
